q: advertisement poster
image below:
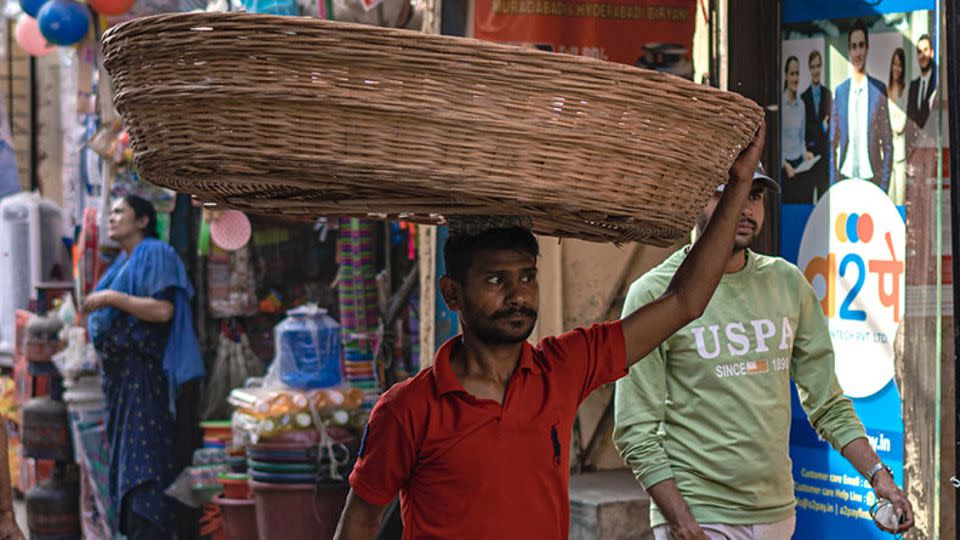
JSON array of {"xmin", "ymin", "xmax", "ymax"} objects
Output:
[
  {"xmin": 473, "ymin": 0, "xmax": 696, "ymax": 74},
  {"xmin": 780, "ymin": 1, "xmax": 937, "ymax": 537}
]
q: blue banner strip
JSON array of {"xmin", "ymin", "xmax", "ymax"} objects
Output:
[{"xmin": 783, "ymin": 0, "xmax": 936, "ymax": 24}]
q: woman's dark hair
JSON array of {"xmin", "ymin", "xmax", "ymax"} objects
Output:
[
  {"xmin": 443, "ymin": 227, "xmax": 539, "ymax": 283},
  {"xmin": 889, "ymin": 47, "xmax": 906, "ymax": 92},
  {"xmin": 124, "ymin": 194, "xmax": 159, "ymax": 238},
  {"xmin": 784, "ymin": 56, "xmax": 799, "ymax": 91}
]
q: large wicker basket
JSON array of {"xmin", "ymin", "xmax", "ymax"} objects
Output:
[{"xmin": 101, "ymin": 13, "xmax": 763, "ymax": 244}]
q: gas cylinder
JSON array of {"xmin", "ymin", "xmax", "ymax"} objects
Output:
[
  {"xmin": 21, "ymin": 396, "xmax": 72, "ymax": 461},
  {"xmin": 24, "ymin": 313, "xmax": 63, "ymax": 363},
  {"xmin": 26, "ymin": 465, "xmax": 81, "ymax": 540}
]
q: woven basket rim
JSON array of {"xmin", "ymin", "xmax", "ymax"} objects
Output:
[{"xmin": 101, "ymin": 12, "xmax": 764, "ymax": 244}]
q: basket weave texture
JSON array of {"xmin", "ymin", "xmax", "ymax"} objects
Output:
[{"xmin": 102, "ymin": 12, "xmax": 764, "ymax": 244}]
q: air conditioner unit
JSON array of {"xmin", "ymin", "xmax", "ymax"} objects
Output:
[{"xmin": 0, "ymin": 192, "xmax": 70, "ymax": 357}]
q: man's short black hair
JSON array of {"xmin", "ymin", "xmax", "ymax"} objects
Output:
[
  {"xmin": 918, "ymin": 33, "xmax": 933, "ymax": 48},
  {"xmin": 849, "ymin": 19, "xmax": 869, "ymax": 49},
  {"xmin": 443, "ymin": 227, "xmax": 539, "ymax": 283}
]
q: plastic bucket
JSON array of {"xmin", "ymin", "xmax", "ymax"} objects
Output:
[
  {"xmin": 214, "ymin": 494, "xmax": 258, "ymax": 540},
  {"xmin": 250, "ymin": 480, "xmax": 348, "ymax": 540}
]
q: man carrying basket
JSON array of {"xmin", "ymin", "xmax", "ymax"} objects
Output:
[{"xmin": 335, "ymin": 124, "xmax": 766, "ymax": 539}]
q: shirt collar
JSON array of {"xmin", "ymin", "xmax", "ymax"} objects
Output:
[
  {"xmin": 921, "ymin": 71, "xmax": 932, "ymax": 84},
  {"xmin": 852, "ymin": 76, "xmax": 868, "ymax": 93},
  {"xmin": 432, "ymin": 336, "xmax": 541, "ymax": 395}
]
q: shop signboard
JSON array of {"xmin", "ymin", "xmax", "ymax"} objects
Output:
[
  {"xmin": 780, "ymin": 0, "xmax": 937, "ymax": 536},
  {"xmin": 473, "ymin": 0, "xmax": 696, "ymax": 74}
]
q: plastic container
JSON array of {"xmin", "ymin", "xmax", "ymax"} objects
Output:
[
  {"xmin": 275, "ymin": 304, "xmax": 343, "ymax": 389},
  {"xmin": 62, "ymin": 376, "xmax": 107, "ymax": 462},
  {"xmin": 250, "ymin": 480, "xmax": 348, "ymax": 540},
  {"xmin": 214, "ymin": 494, "xmax": 259, "ymax": 540},
  {"xmin": 247, "ymin": 442, "xmax": 319, "ymax": 464},
  {"xmin": 201, "ymin": 420, "xmax": 233, "ymax": 440},
  {"xmin": 218, "ymin": 473, "xmax": 252, "ymax": 500}
]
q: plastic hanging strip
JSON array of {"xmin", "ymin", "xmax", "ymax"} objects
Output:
[{"xmin": 307, "ymin": 393, "xmax": 348, "ymax": 482}]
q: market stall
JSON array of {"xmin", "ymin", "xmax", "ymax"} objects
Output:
[{"xmin": 0, "ymin": 0, "xmax": 427, "ymax": 536}]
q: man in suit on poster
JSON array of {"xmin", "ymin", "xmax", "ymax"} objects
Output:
[
  {"xmin": 800, "ymin": 49, "xmax": 831, "ymax": 201},
  {"xmin": 829, "ymin": 19, "xmax": 893, "ymax": 192},
  {"xmin": 906, "ymin": 34, "xmax": 936, "ymax": 151}
]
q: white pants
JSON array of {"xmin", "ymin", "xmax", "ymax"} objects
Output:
[{"xmin": 653, "ymin": 515, "xmax": 796, "ymax": 540}]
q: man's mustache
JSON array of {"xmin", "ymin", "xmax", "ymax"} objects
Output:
[
  {"xmin": 492, "ymin": 307, "xmax": 538, "ymax": 320},
  {"xmin": 739, "ymin": 218, "xmax": 758, "ymax": 230}
]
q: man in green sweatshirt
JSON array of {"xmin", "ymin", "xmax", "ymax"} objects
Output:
[{"xmin": 613, "ymin": 165, "xmax": 914, "ymax": 539}]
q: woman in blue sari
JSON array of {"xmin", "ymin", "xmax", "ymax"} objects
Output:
[{"xmin": 84, "ymin": 195, "xmax": 204, "ymax": 539}]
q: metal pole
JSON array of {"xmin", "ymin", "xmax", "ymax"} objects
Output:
[
  {"xmin": 28, "ymin": 55, "xmax": 37, "ymax": 192},
  {"xmin": 7, "ymin": 20, "xmax": 14, "ymax": 140},
  {"xmin": 944, "ymin": 0, "xmax": 960, "ymax": 531}
]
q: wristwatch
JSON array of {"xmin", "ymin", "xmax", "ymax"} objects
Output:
[{"xmin": 867, "ymin": 462, "xmax": 893, "ymax": 486}]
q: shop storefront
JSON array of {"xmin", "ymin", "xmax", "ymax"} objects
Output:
[{"xmin": 0, "ymin": 0, "xmax": 956, "ymax": 538}]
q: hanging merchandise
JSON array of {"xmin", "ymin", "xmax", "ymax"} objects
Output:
[
  {"xmin": 389, "ymin": 222, "xmax": 417, "ymax": 261},
  {"xmin": 78, "ymin": 116, "xmax": 103, "ymax": 215},
  {"xmin": 75, "ymin": 207, "xmax": 101, "ymax": 302},
  {"xmin": 209, "ymin": 209, "xmax": 252, "ymax": 252},
  {"xmin": 207, "ymin": 244, "xmax": 258, "ymax": 319},
  {"xmin": 197, "ymin": 207, "xmax": 211, "ymax": 256},
  {"xmin": 37, "ymin": 0, "xmax": 91, "ymax": 46},
  {"xmin": 257, "ymin": 291, "xmax": 283, "ymax": 315},
  {"xmin": 85, "ymin": 120, "xmax": 124, "ymax": 161},
  {"xmin": 58, "ymin": 41, "xmax": 93, "ymax": 232},
  {"xmin": 407, "ymin": 296, "xmax": 419, "ymax": 372},
  {"xmin": 14, "ymin": 14, "xmax": 55, "ymax": 56},
  {"xmin": 337, "ymin": 219, "xmax": 381, "ymax": 409},
  {"xmin": 51, "ymin": 327, "xmax": 98, "ymax": 382},
  {"xmin": 0, "ymin": 38, "xmax": 18, "ymax": 196},
  {"xmin": 201, "ymin": 326, "xmax": 265, "ymax": 421},
  {"xmin": 55, "ymin": 295, "xmax": 76, "ymax": 327}
]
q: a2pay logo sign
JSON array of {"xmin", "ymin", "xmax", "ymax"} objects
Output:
[{"xmin": 798, "ymin": 180, "xmax": 905, "ymax": 398}]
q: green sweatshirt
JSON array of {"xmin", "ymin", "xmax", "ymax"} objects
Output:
[{"xmin": 613, "ymin": 247, "xmax": 866, "ymax": 527}]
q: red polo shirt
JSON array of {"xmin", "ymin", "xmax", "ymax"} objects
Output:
[{"xmin": 348, "ymin": 321, "xmax": 627, "ymax": 539}]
